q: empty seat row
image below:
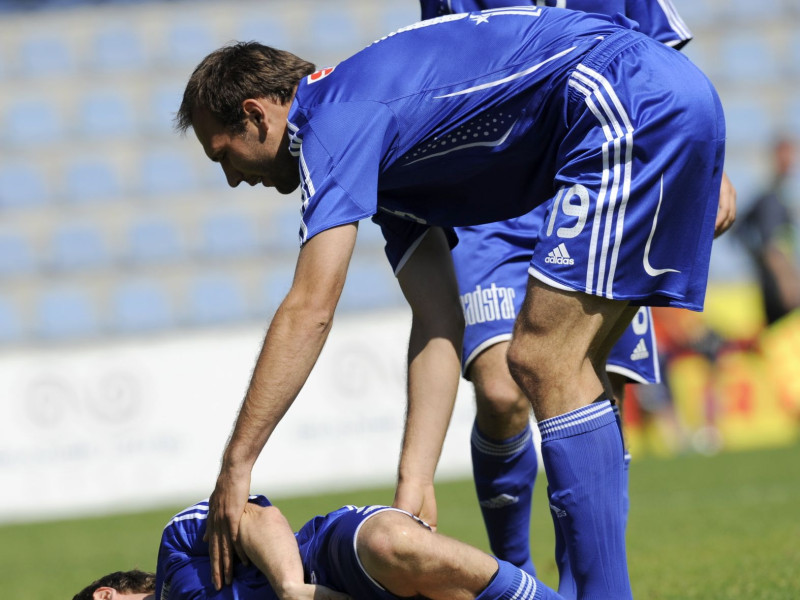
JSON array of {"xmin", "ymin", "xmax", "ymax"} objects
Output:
[
  {"xmin": 1, "ymin": 85, "xmax": 184, "ymax": 148},
  {"xmin": 0, "ymin": 212, "xmax": 301, "ymax": 276},
  {"xmin": 0, "ymin": 260, "xmax": 403, "ymax": 342}
]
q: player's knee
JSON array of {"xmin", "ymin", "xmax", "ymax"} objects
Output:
[
  {"xmin": 506, "ymin": 337, "xmax": 548, "ymax": 389},
  {"xmin": 357, "ymin": 511, "xmax": 421, "ymax": 574},
  {"xmin": 474, "ymin": 376, "xmax": 529, "ymax": 422}
]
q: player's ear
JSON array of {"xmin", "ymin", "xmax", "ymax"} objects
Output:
[
  {"xmin": 242, "ymin": 98, "xmax": 268, "ymax": 136},
  {"xmin": 92, "ymin": 587, "xmax": 115, "ymax": 600}
]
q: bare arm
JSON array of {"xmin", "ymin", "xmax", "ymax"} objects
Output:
[
  {"xmin": 714, "ymin": 171, "xmax": 737, "ymax": 238},
  {"xmin": 392, "ymin": 228, "xmax": 465, "ymax": 530},
  {"xmin": 206, "ymin": 223, "xmax": 359, "ymax": 590},
  {"xmin": 238, "ymin": 503, "xmax": 350, "ymax": 600}
]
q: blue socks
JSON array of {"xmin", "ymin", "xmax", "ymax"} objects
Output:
[
  {"xmin": 538, "ymin": 401, "xmax": 632, "ymax": 599},
  {"xmin": 471, "ymin": 422, "xmax": 537, "ymax": 576},
  {"xmin": 476, "ymin": 558, "xmax": 564, "ymax": 600}
]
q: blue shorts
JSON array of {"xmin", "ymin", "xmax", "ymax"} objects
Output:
[
  {"xmin": 454, "ymin": 209, "xmax": 659, "ymax": 383},
  {"xmin": 528, "ymin": 34, "xmax": 725, "ymax": 310},
  {"xmin": 298, "ymin": 505, "xmax": 430, "ymax": 600}
]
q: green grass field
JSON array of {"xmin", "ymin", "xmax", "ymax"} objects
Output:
[{"xmin": 3, "ymin": 443, "xmax": 799, "ymax": 599}]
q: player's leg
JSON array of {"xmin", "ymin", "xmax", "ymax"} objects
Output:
[
  {"xmin": 507, "ymin": 278, "xmax": 636, "ymax": 600},
  {"xmin": 469, "ymin": 342, "xmax": 537, "ymax": 576},
  {"xmin": 356, "ymin": 509, "xmax": 564, "ymax": 600},
  {"xmin": 452, "ymin": 219, "xmax": 539, "ymax": 575}
]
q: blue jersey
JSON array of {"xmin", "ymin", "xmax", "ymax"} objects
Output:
[
  {"xmin": 155, "ymin": 497, "xmax": 413, "ymax": 600},
  {"xmin": 420, "ymin": 0, "xmax": 692, "ymax": 49},
  {"xmin": 289, "ymin": 6, "xmax": 724, "ymax": 310},
  {"xmin": 289, "ymin": 8, "xmax": 635, "ymax": 263}
]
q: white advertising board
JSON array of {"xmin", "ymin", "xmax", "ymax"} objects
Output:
[{"xmin": 0, "ymin": 309, "xmax": 479, "ymax": 523}]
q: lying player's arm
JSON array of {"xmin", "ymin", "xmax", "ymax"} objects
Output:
[
  {"xmin": 392, "ymin": 227, "xmax": 464, "ymax": 530},
  {"xmin": 238, "ymin": 503, "xmax": 350, "ymax": 600},
  {"xmin": 207, "ymin": 223, "xmax": 359, "ymax": 590}
]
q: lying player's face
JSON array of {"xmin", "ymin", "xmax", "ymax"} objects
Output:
[{"xmin": 193, "ymin": 106, "xmax": 300, "ymax": 195}]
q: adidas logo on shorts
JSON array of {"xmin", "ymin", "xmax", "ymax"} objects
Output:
[
  {"xmin": 630, "ymin": 338, "xmax": 649, "ymax": 361},
  {"xmin": 545, "ymin": 242, "xmax": 574, "ymax": 265},
  {"xmin": 479, "ymin": 493, "xmax": 519, "ymax": 509}
]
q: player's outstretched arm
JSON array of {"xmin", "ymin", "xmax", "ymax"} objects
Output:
[
  {"xmin": 715, "ymin": 171, "xmax": 737, "ymax": 238},
  {"xmin": 393, "ymin": 227, "xmax": 464, "ymax": 529},
  {"xmin": 239, "ymin": 503, "xmax": 351, "ymax": 600},
  {"xmin": 207, "ymin": 222, "xmax": 359, "ymax": 590}
]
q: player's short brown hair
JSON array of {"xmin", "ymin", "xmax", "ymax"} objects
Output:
[
  {"xmin": 72, "ymin": 569, "xmax": 156, "ymax": 600},
  {"xmin": 175, "ymin": 41, "xmax": 315, "ymax": 135}
]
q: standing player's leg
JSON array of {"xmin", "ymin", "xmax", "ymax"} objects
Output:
[
  {"xmin": 508, "ymin": 280, "xmax": 637, "ymax": 600},
  {"xmin": 468, "ymin": 342, "xmax": 537, "ymax": 576},
  {"xmin": 605, "ymin": 306, "xmax": 661, "ymax": 528},
  {"xmin": 453, "ymin": 220, "xmax": 540, "ymax": 576}
]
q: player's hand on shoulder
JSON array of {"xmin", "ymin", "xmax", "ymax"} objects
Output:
[{"xmin": 205, "ymin": 468, "xmax": 252, "ymax": 590}]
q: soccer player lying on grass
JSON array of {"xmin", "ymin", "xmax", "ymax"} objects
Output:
[{"xmin": 73, "ymin": 494, "xmax": 562, "ymax": 600}]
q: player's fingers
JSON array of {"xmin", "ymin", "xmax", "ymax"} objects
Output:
[{"xmin": 207, "ymin": 525, "xmax": 224, "ymax": 591}]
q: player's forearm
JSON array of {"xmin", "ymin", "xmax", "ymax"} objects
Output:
[
  {"xmin": 238, "ymin": 504, "xmax": 306, "ymax": 598},
  {"xmin": 222, "ymin": 297, "xmax": 335, "ymax": 472},
  {"xmin": 398, "ymin": 316, "xmax": 462, "ymax": 484}
]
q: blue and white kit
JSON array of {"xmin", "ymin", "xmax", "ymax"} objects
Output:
[
  {"xmin": 440, "ymin": 0, "xmax": 688, "ymax": 380},
  {"xmin": 155, "ymin": 496, "xmax": 425, "ymax": 600},
  {"xmin": 288, "ymin": 6, "xmax": 725, "ymax": 313}
]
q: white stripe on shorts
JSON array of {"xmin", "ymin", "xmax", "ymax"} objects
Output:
[{"xmin": 568, "ymin": 64, "xmax": 634, "ymax": 299}]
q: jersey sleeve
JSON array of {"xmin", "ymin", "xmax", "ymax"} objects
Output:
[
  {"xmin": 155, "ymin": 496, "xmax": 272, "ymax": 600},
  {"xmin": 624, "ymin": 0, "xmax": 692, "ymax": 49},
  {"xmin": 294, "ymin": 102, "xmax": 398, "ymax": 245},
  {"xmin": 372, "ymin": 210, "xmax": 458, "ymax": 274}
]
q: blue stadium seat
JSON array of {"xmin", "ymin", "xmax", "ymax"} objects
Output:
[
  {"xmin": 0, "ymin": 295, "xmax": 23, "ymax": 343},
  {"xmin": 723, "ymin": 99, "xmax": 773, "ymax": 147},
  {"xmin": 147, "ymin": 83, "xmax": 183, "ymax": 137},
  {"xmin": 0, "ymin": 231, "xmax": 36, "ymax": 277},
  {"xmin": 669, "ymin": 0, "xmax": 716, "ymax": 28},
  {"xmin": 187, "ymin": 273, "xmax": 248, "ymax": 325},
  {"xmin": 164, "ymin": 20, "xmax": 217, "ymax": 68},
  {"xmin": 35, "ymin": 287, "xmax": 98, "ymax": 340},
  {"xmin": 719, "ymin": 35, "xmax": 779, "ymax": 84},
  {"xmin": 140, "ymin": 149, "xmax": 196, "ymax": 196},
  {"xmin": 265, "ymin": 205, "xmax": 303, "ymax": 252},
  {"xmin": 0, "ymin": 161, "xmax": 48, "ymax": 208},
  {"xmin": 4, "ymin": 98, "xmax": 64, "ymax": 146},
  {"xmin": 258, "ymin": 265, "xmax": 295, "ymax": 317},
  {"xmin": 126, "ymin": 217, "xmax": 184, "ymax": 264},
  {"xmin": 112, "ymin": 279, "xmax": 174, "ymax": 333},
  {"xmin": 380, "ymin": 4, "xmax": 419, "ymax": 33},
  {"xmin": 338, "ymin": 259, "xmax": 402, "ymax": 312},
  {"xmin": 235, "ymin": 15, "xmax": 290, "ymax": 48},
  {"xmin": 17, "ymin": 31, "xmax": 74, "ymax": 77},
  {"xmin": 90, "ymin": 23, "xmax": 147, "ymax": 72},
  {"xmin": 200, "ymin": 210, "xmax": 260, "ymax": 258},
  {"xmin": 49, "ymin": 222, "xmax": 110, "ymax": 271},
  {"xmin": 77, "ymin": 90, "xmax": 136, "ymax": 139},
  {"xmin": 727, "ymin": 0, "xmax": 783, "ymax": 23},
  {"xmin": 307, "ymin": 8, "xmax": 360, "ymax": 55},
  {"xmin": 63, "ymin": 158, "xmax": 122, "ymax": 204}
]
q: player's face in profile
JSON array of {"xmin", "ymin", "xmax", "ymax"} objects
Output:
[{"xmin": 192, "ymin": 107, "xmax": 300, "ymax": 194}]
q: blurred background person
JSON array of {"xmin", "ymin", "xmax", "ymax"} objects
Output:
[{"xmin": 736, "ymin": 137, "xmax": 800, "ymax": 327}]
